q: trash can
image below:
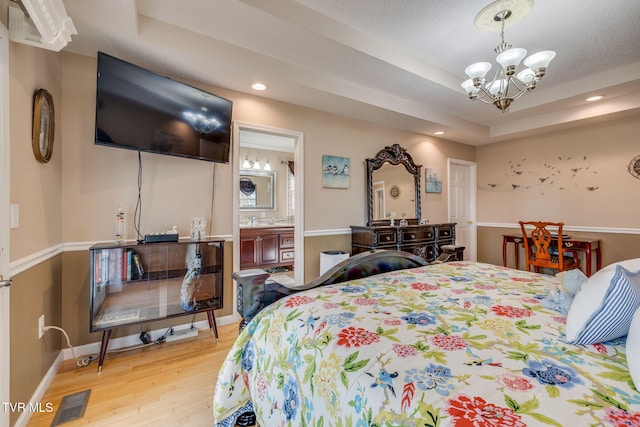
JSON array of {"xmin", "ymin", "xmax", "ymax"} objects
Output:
[{"xmin": 320, "ymin": 251, "xmax": 349, "ymax": 275}]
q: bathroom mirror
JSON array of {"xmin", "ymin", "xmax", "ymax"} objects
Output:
[
  {"xmin": 239, "ymin": 170, "xmax": 276, "ymax": 210},
  {"xmin": 366, "ymin": 144, "xmax": 421, "ymax": 226}
]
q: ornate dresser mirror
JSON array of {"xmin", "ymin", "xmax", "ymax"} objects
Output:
[
  {"xmin": 366, "ymin": 144, "xmax": 421, "ymax": 226},
  {"xmin": 354, "ymin": 143, "xmax": 460, "ymax": 263}
]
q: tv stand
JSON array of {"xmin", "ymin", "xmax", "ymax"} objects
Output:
[{"xmin": 89, "ymin": 238, "xmax": 224, "ymax": 371}]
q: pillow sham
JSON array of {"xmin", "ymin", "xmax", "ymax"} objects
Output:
[
  {"xmin": 565, "ymin": 264, "xmax": 640, "ymax": 345},
  {"xmin": 628, "ymin": 306, "xmax": 640, "ymax": 391},
  {"xmin": 555, "ymin": 269, "xmax": 587, "ymax": 295}
]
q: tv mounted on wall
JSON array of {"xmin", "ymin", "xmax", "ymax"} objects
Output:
[{"xmin": 95, "ymin": 52, "xmax": 232, "ymax": 163}]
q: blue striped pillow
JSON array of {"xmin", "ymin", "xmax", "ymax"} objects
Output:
[{"xmin": 569, "ymin": 265, "xmax": 640, "ymax": 345}]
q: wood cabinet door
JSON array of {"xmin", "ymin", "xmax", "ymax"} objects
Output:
[
  {"xmin": 240, "ymin": 236, "xmax": 259, "ymax": 268},
  {"xmin": 259, "ymin": 234, "xmax": 280, "ymax": 266}
]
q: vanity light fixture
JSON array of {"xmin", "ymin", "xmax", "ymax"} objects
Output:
[
  {"xmin": 252, "ymin": 83, "xmax": 267, "ymax": 91},
  {"xmin": 242, "ymin": 155, "xmax": 252, "ymax": 169},
  {"xmin": 241, "ymin": 153, "xmax": 272, "ymax": 170}
]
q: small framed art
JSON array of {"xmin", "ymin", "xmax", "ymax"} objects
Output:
[
  {"xmin": 425, "ymin": 168, "xmax": 442, "ymax": 193},
  {"xmin": 322, "ymin": 155, "xmax": 350, "ymax": 189}
]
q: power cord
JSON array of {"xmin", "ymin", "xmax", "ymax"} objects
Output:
[
  {"xmin": 42, "ymin": 326, "xmax": 97, "ymax": 367},
  {"xmin": 134, "ymin": 150, "xmax": 144, "ymax": 243}
]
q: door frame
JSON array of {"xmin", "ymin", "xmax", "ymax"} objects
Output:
[
  {"xmin": 0, "ymin": 21, "xmax": 11, "ymax": 427},
  {"xmin": 447, "ymin": 159, "xmax": 477, "ymax": 261},
  {"xmin": 231, "ymin": 121, "xmax": 304, "ymax": 320}
]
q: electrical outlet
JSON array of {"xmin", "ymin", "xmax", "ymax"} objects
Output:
[{"xmin": 38, "ymin": 315, "xmax": 45, "ymax": 339}]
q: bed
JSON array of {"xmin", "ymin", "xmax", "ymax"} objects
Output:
[{"xmin": 214, "ymin": 253, "xmax": 640, "ymax": 426}]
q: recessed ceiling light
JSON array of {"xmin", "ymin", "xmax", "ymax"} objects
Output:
[
  {"xmin": 434, "ymin": 131, "xmax": 445, "ymax": 135},
  {"xmin": 586, "ymin": 95, "xmax": 604, "ymax": 102},
  {"xmin": 252, "ymin": 83, "xmax": 267, "ymax": 91}
]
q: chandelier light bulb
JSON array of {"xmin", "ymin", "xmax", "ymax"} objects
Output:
[
  {"xmin": 487, "ymin": 79, "xmax": 507, "ymax": 96},
  {"xmin": 523, "ymin": 51, "xmax": 556, "ymax": 73},
  {"xmin": 464, "ymin": 62, "xmax": 492, "ymax": 81},
  {"xmin": 496, "ymin": 48, "xmax": 527, "ymax": 71},
  {"xmin": 461, "ymin": 79, "xmax": 478, "ymax": 94},
  {"xmin": 516, "ymin": 68, "xmax": 535, "ymax": 83}
]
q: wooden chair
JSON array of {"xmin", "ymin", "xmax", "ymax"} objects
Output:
[{"xmin": 518, "ymin": 221, "xmax": 578, "ymax": 274}]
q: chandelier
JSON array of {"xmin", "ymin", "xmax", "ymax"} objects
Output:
[{"xmin": 461, "ymin": 0, "xmax": 555, "ymax": 111}]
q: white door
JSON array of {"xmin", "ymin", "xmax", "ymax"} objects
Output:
[
  {"xmin": 448, "ymin": 159, "xmax": 477, "ymax": 261},
  {"xmin": 0, "ymin": 22, "xmax": 11, "ymax": 427}
]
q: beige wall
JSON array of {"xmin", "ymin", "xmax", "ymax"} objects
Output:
[
  {"xmin": 10, "ymin": 44, "xmax": 63, "ymax": 260},
  {"xmin": 8, "ymin": 40, "xmax": 64, "ymax": 425},
  {"xmin": 476, "ymin": 116, "xmax": 640, "ymax": 265},
  {"xmin": 477, "ymin": 117, "xmax": 640, "ymax": 227},
  {"xmin": 9, "ymin": 257, "xmax": 62, "ymax": 426}
]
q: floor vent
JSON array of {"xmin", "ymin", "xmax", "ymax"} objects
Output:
[{"xmin": 50, "ymin": 389, "xmax": 91, "ymax": 426}]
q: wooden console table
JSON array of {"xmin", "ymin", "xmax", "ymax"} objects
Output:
[{"xmin": 502, "ymin": 234, "xmax": 602, "ymax": 276}]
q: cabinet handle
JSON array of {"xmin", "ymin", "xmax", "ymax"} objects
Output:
[
  {"xmin": 385, "ymin": 236, "xmax": 390, "ymax": 241},
  {"xmin": 410, "ymin": 234, "xmax": 415, "ymax": 239}
]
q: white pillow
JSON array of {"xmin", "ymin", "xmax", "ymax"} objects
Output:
[
  {"xmin": 565, "ymin": 263, "xmax": 640, "ymax": 344},
  {"xmin": 628, "ymin": 307, "xmax": 640, "ymax": 391}
]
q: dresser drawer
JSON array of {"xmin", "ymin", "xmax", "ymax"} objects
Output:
[
  {"xmin": 376, "ymin": 230, "xmax": 397, "ymax": 245},
  {"xmin": 280, "ymin": 234, "xmax": 294, "ymax": 248},
  {"xmin": 437, "ymin": 224, "xmax": 455, "ymax": 239},
  {"xmin": 401, "ymin": 226, "xmax": 435, "ymax": 243},
  {"xmin": 280, "ymin": 250, "xmax": 295, "ymax": 261}
]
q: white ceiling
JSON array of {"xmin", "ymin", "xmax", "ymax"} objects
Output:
[{"xmin": 59, "ymin": 0, "xmax": 640, "ymax": 146}]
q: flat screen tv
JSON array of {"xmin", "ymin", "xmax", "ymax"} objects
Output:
[{"xmin": 95, "ymin": 52, "xmax": 232, "ymax": 163}]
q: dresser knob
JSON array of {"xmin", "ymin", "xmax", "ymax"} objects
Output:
[{"xmin": 410, "ymin": 234, "xmax": 415, "ymax": 239}]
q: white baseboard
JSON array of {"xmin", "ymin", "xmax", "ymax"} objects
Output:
[
  {"xmin": 14, "ymin": 351, "xmax": 64, "ymax": 427},
  {"xmin": 18, "ymin": 314, "xmax": 236, "ymax": 427}
]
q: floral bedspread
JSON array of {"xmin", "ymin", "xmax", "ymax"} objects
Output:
[{"xmin": 213, "ymin": 261, "xmax": 640, "ymax": 426}]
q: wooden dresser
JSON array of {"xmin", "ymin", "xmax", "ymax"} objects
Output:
[{"xmin": 351, "ymin": 222, "xmax": 457, "ymax": 263}]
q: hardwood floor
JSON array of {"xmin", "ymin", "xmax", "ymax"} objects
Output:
[{"xmin": 27, "ymin": 323, "xmax": 240, "ymax": 427}]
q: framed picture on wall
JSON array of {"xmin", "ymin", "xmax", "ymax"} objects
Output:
[
  {"xmin": 322, "ymin": 155, "xmax": 350, "ymax": 188},
  {"xmin": 425, "ymin": 168, "xmax": 442, "ymax": 193}
]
